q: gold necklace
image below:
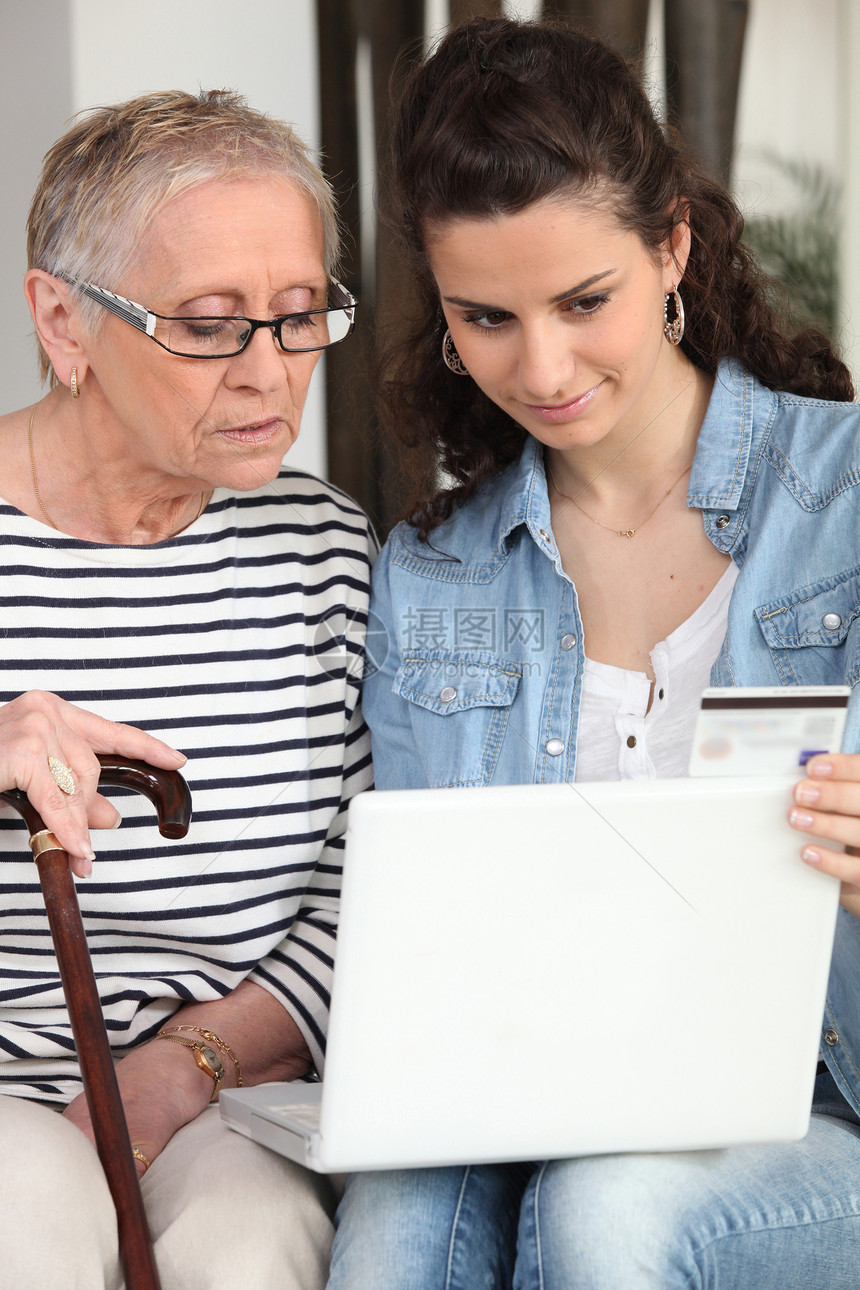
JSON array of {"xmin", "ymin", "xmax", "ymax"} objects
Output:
[
  {"xmin": 27, "ymin": 405, "xmax": 207, "ymax": 535},
  {"xmin": 547, "ymin": 459, "xmax": 693, "ymax": 539}
]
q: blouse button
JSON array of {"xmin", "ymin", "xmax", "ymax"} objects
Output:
[
  {"xmin": 822, "ymin": 613, "xmax": 842, "ymax": 631},
  {"xmin": 824, "ymin": 1027, "xmax": 840, "ymax": 1046},
  {"xmin": 539, "ymin": 529, "xmax": 551, "ymax": 544},
  {"xmin": 440, "ymin": 686, "xmax": 457, "ymax": 703},
  {"xmin": 715, "ymin": 514, "xmax": 731, "ymax": 529},
  {"xmin": 561, "ymin": 634, "xmax": 576, "ymax": 650},
  {"xmin": 546, "ymin": 738, "xmax": 565, "ymax": 756},
  {"xmin": 658, "ymin": 688, "xmax": 665, "ymax": 700},
  {"xmin": 626, "ymin": 735, "xmax": 637, "ymax": 749}
]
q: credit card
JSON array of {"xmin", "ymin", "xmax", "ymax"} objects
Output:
[{"xmin": 688, "ymin": 686, "xmax": 851, "ymax": 777}]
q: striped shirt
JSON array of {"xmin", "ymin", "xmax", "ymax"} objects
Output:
[{"xmin": 0, "ymin": 469, "xmax": 374, "ymax": 1102}]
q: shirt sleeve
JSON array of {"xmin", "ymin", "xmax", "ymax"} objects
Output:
[
  {"xmin": 361, "ymin": 535, "xmax": 434, "ymax": 790},
  {"xmin": 248, "ymin": 696, "xmax": 372, "ymax": 1076},
  {"xmin": 247, "ymin": 510, "xmax": 377, "ymax": 1076}
]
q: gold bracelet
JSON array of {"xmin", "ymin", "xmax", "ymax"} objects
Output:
[
  {"xmin": 154, "ymin": 1033, "xmax": 224, "ymax": 1102},
  {"xmin": 155, "ymin": 1025, "xmax": 242, "ymax": 1086}
]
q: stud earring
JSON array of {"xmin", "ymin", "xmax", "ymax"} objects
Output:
[
  {"xmin": 70, "ymin": 367, "xmax": 80, "ymax": 398},
  {"xmin": 663, "ymin": 289, "xmax": 685, "ymax": 346},
  {"xmin": 442, "ymin": 329, "xmax": 469, "ymax": 376}
]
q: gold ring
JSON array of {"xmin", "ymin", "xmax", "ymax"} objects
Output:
[
  {"xmin": 131, "ymin": 1146, "xmax": 151, "ymax": 1173},
  {"xmin": 28, "ymin": 829, "xmax": 64, "ymax": 859},
  {"xmin": 47, "ymin": 757, "xmax": 76, "ymax": 796}
]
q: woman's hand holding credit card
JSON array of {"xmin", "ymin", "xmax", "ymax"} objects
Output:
[{"xmin": 689, "ymin": 686, "xmax": 860, "ymax": 917}]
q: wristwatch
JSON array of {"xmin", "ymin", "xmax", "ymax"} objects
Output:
[{"xmin": 155, "ymin": 1033, "xmax": 225, "ymax": 1101}]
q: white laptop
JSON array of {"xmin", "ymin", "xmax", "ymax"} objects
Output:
[{"xmin": 220, "ymin": 778, "xmax": 840, "ymax": 1172}]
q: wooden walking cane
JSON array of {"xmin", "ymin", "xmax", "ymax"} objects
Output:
[{"xmin": 0, "ymin": 753, "xmax": 192, "ymax": 1290}]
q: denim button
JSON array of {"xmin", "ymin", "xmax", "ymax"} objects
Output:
[
  {"xmin": 715, "ymin": 514, "xmax": 731, "ymax": 529},
  {"xmin": 546, "ymin": 738, "xmax": 565, "ymax": 756},
  {"xmin": 824, "ymin": 1027, "xmax": 840, "ymax": 1046},
  {"xmin": 539, "ymin": 529, "xmax": 551, "ymax": 543},
  {"xmin": 561, "ymin": 634, "xmax": 576, "ymax": 650},
  {"xmin": 822, "ymin": 613, "xmax": 842, "ymax": 631},
  {"xmin": 440, "ymin": 686, "xmax": 457, "ymax": 702}
]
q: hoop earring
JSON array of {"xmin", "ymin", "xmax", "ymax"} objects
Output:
[
  {"xmin": 70, "ymin": 367, "xmax": 80, "ymax": 398},
  {"xmin": 442, "ymin": 329, "xmax": 469, "ymax": 376},
  {"xmin": 663, "ymin": 290, "xmax": 685, "ymax": 346}
]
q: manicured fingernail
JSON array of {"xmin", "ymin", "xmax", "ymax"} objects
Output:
[
  {"xmin": 110, "ymin": 811, "xmax": 123, "ymax": 829},
  {"xmin": 790, "ymin": 809, "xmax": 814, "ymax": 829},
  {"xmin": 809, "ymin": 760, "xmax": 834, "ymax": 777},
  {"xmin": 795, "ymin": 784, "xmax": 820, "ymax": 806},
  {"xmin": 802, "ymin": 847, "xmax": 822, "ymax": 865}
]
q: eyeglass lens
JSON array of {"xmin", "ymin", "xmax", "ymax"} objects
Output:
[{"xmin": 158, "ymin": 306, "xmax": 353, "ymax": 357}]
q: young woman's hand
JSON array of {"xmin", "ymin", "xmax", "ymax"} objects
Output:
[{"xmin": 789, "ymin": 753, "xmax": 860, "ymax": 920}]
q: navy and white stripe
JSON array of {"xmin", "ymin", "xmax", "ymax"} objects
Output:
[{"xmin": 0, "ymin": 468, "xmax": 374, "ymax": 1101}]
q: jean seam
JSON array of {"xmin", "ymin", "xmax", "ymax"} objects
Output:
[
  {"xmin": 531, "ymin": 1162, "xmax": 547, "ymax": 1290},
  {"xmin": 444, "ymin": 1167, "xmax": 472, "ymax": 1290},
  {"xmin": 685, "ymin": 1208, "xmax": 860, "ymax": 1288}
]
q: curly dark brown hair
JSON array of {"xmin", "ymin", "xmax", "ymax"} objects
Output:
[{"xmin": 377, "ymin": 16, "xmax": 853, "ymax": 540}]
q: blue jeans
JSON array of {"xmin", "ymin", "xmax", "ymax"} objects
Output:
[{"xmin": 327, "ymin": 1070, "xmax": 860, "ymax": 1289}]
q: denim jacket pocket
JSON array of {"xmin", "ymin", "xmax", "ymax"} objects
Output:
[
  {"xmin": 394, "ymin": 650, "xmax": 523, "ymax": 787},
  {"xmin": 755, "ymin": 568, "xmax": 860, "ymax": 685}
]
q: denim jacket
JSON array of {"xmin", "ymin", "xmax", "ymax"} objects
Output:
[{"xmin": 364, "ymin": 358, "xmax": 860, "ymax": 1116}]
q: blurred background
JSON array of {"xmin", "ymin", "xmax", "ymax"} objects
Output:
[{"xmin": 2, "ymin": 0, "xmax": 856, "ymax": 533}]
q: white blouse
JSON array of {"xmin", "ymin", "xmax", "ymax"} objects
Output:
[{"xmin": 575, "ymin": 563, "xmax": 739, "ymax": 782}]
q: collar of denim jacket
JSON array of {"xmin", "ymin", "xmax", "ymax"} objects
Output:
[
  {"xmin": 688, "ymin": 357, "xmax": 773, "ymax": 513},
  {"xmin": 495, "ymin": 437, "xmax": 550, "ymax": 553}
]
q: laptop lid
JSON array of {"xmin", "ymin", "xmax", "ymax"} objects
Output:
[{"xmin": 221, "ymin": 777, "xmax": 840, "ymax": 1171}]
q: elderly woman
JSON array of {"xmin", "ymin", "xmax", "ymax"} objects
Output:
[{"xmin": 0, "ymin": 90, "xmax": 372, "ymax": 1289}]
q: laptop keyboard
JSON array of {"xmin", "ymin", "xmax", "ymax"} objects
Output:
[{"xmin": 269, "ymin": 1102, "xmax": 322, "ymax": 1130}]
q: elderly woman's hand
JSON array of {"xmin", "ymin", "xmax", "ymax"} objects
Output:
[
  {"xmin": 62, "ymin": 1036, "xmax": 215, "ymax": 1177},
  {"xmin": 0, "ymin": 690, "xmax": 187, "ymax": 878},
  {"xmin": 790, "ymin": 753, "xmax": 860, "ymax": 920},
  {"xmin": 61, "ymin": 982, "xmax": 312, "ymax": 1175}
]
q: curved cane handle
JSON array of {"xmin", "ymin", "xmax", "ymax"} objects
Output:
[
  {"xmin": 0, "ymin": 754, "xmax": 192, "ymax": 841},
  {"xmin": 94, "ymin": 755, "xmax": 192, "ymax": 838}
]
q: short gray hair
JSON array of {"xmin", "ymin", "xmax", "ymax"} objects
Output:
[{"xmin": 28, "ymin": 88, "xmax": 340, "ymax": 383}]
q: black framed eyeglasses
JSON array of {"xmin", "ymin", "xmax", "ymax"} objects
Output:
[{"xmin": 65, "ymin": 277, "xmax": 357, "ymax": 358}]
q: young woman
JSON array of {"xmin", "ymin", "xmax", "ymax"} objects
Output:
[{"xmin": 327, "ymin": 16, "xmax": 860, "ymax": 1290}]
